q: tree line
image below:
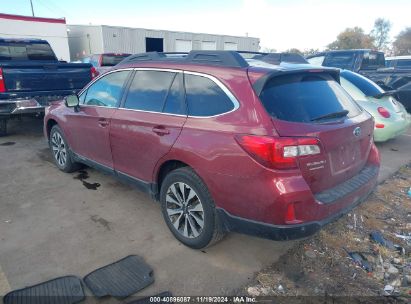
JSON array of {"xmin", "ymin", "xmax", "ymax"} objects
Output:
[
  {"xmin": 327, "ymin": 18, "xmax": 410, "ymax": 55},
  {"xmin": 266, "ymin": 19, "xmax": 411, "ymax": 56}
]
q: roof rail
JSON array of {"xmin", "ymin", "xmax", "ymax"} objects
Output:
[
  {"xmin": 259, "ymin": 53, "xmax": 308, "ymax": 64},
  {"xmin": 118, "ymin": 51, "xmax": 307, "ymax": 68},
  {"xmin": 186, "ymin": 51, "xmax": 249, "ymax": 68},
  {"xmin": 119, "ymin": 50, "xmax": 249, "ymax": 68},
  {"xmin": 236, "ymin": 51, "xmax": 269, "ymax": 60},
  {"xmin": 123, "ymin": 52, "xmax": 167, "ymax": 62},
  {"xmin": 235, "ymin": 51, "xmax": 308, "ymax": 64}
]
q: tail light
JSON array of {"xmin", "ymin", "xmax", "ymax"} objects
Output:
[
  {"xmin": 90, "ymin": 66, "xmax": 99, "ymax": 79},
  {"xmin": 0, "ymin": 68, "xmax": 6, "ymax": 93},
  {"xmin": 377, "ymin": 107, "xmax": 390, "ymax": 118},
  {"xmin": 235, "ymin": 135, "xmax": 321, "ymax": 170},
  {"xmin": 375, "ymin": 123, "xmax": 385, "ymax": 129}
]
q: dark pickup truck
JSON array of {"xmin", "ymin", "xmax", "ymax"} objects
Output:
[
  {"xmin": 0, "ymin": 38, "xmax": 94, "ymax": 135},
  {"xmin": 306, "ymin": 50, "xmax": 411, "ymax": 112}
]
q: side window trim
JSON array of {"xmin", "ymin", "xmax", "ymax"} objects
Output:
[
  {"xmin": 79, "ymin": 69, "xmax": 133, "ymax": 108},
  {"xmin": 119, "ymin": 69, "xmax": 137, "ymax": 108},
  {"xmin": 183, "ymin": 71, "xmax": 240, "ymax": 118},
  {"xmin": 160, "ymin": 73, "xmax": 178, "ymax": 112},
  {"xmin": 161, "ymin": 73, "xmax": 187, "ymax": 115}
]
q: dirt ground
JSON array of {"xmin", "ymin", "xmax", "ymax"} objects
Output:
[{"xmin": 245, "ymin": 164, "xmax": 411, "ymax": 304}]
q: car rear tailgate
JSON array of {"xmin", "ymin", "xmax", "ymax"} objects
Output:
[
  {"xmin": 255, "ymin": 68, "xmax": 375, "ymax": 194},
  {"xmin": 272, "ymin": 114, "xmax": 374, "ymax": 193}
]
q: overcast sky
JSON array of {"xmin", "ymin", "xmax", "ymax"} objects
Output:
[{"xmin": 3, "ymin": 0, "xmax": 411, "ymax": 51}]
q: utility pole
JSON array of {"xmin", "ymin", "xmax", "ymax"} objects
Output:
[{"xmin": 30, "ymin": 0, "xmax": 35, "ymax": 17}]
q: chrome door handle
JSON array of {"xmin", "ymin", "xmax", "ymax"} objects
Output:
[
  {"xmin": 98, "ymin": 118, "xmax": 109, "ymax": 127},
  {"xmin": 152, "ymin": 126, "xmax": 170, "ymax": 136}
]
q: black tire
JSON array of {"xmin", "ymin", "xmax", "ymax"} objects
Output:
[
  {"xmin": 160, "ymin": 167, "xmax": 225, "ymax": 249},
  {"xmin": 0, "ymin": 119, "xmax": 7, "ymax": 137},
  {"xmin": 49, "ymin": 125, "xmax": 80, "ymax": 173}
]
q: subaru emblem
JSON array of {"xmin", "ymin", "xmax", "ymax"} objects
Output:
[{"xmin": 353, "ymin": 127, "xmax": 361, "ymax": 137}]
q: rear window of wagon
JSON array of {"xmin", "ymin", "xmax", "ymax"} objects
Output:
[{"xmin": 259, "ymin": 72, "xmax": 362, "ymax": 123}]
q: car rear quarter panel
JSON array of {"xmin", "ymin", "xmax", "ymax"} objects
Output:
[{"xmin": 154, "ymin": 68, "xmax": 289, "ymax": 221}]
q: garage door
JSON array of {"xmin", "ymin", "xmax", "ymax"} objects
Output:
[
  {"xmin": 175, "ymin": 40, "xmax": 192, "ymax": 52},
  {"xmin": 201, "ymin": 41, "xmax": 217, "ymax": 50},
  {"xmin": 224, "ymin": 42, "xmax": 238, "ymax": 50}
]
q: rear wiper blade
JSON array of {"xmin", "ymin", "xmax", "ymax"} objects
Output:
[{"xmin": 310, "ymin": 110, "xmax": 349, "ymax": 122}]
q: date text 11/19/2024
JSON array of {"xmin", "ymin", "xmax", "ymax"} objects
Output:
[{"xmin": 149, "ymin": 296, "xmax": 257, "ymax": 303}]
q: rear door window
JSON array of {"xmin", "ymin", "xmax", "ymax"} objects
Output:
[
  {"xmin": 123, "ymin": 70, "xmax": 176, "ymax": 112},
  {"xmin": 259, "ymin": 73, "xmax": 362, "ymax": 123},
  {"xmin": 184, "ymin": 74, "xmax": 235, "ymax": 117},
  {"xmin": 83, "ymin": 70, "xmax": 130, "ymax": 107}
]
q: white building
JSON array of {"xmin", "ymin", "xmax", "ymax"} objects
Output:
[
  {"xmin": 0, "ymin": 13, "xmax": 70, "ymax": 61},
  {"xmin": 68, "ymin": 24, "xmax": 260, "ymax": 61}
]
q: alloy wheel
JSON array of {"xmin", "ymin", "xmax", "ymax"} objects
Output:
[
  {"xmin": 165, "ymin": 182, "xmax": 205, "ymax": 238},
  {"xmin": 51, "ymin": 131, "xmax": 67, "ymax": 167}
]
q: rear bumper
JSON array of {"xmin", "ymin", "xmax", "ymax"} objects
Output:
[
  {"xmin": 217, "ymin": 165, "xmax": 378, "ymax": 241},
  {"xmin": 0, "ymin": 99, "xmax": 45, "ymax": 116},
  {"xmin": 373, "ymin": 116, "xmax": 411, "ymax": 142},
  {"xmin": 0, "ymin": 90, "xmax": 77, "ymax": 117}
]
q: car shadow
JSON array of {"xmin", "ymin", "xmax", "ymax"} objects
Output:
[{"xmin": 5, "ymin": 116, "xmax": 44, "ymax": 137}]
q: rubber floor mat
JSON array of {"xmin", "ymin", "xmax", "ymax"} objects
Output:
[
  {"xmin": 3, "ymin": 276, "xmax": 85, "ymax": 304},
  {"xmin": 127, "ymin": 292, "xmax": 173, "ymax": 304},
  {"xmin": 83, "ymin": 255, "xmax": 154, "ymax": 298}
]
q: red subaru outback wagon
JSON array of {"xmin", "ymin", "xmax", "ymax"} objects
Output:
[{"xmin": 44, "ymin": 51, "xmax": 380, "ymax": 249}]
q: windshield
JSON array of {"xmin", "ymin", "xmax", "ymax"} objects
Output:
[
  {"xmin": 101, "ymin": 54, "xmax": 131, "ymax": 66},
  {"xmin": 0, "ymin": 42, "xmax": 56, "ymax": 60},
  {"xmin": 259, "ymin": 72, "xmax": 362, "ymax": 123},
  {"xmin": 340, "ymin": 70, "xmax": 384, "ymax": 96}
]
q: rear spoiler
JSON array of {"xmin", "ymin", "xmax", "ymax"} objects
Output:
[
  {"xmin": 370, "ymin": 90, "xmax": 398, "ymax": 99},
  {"xmin": 252, "ymin": 68, "xmax": 340, "ymax": 96}
]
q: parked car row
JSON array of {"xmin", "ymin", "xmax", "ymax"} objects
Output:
[
  {"xmin": 306, "ymin": 50, "xmax": 411, "ymax": 113},
  {"xmin": 44, "ymin": 50, "xmax": 381, "ymax": 248}
]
